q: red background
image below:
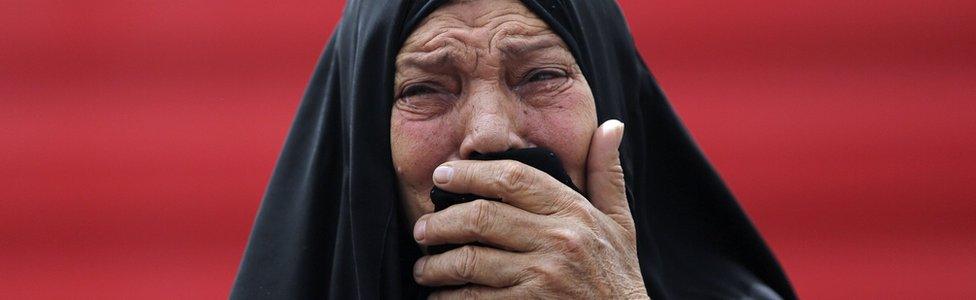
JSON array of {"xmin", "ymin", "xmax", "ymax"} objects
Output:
[{"xmin": 2, "ymin": 0, "xmax": 974, "ymax": 298}]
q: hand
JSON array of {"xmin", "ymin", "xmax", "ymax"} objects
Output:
[{"xmin": 412, "ymin": 120, "xmax": 648, "ymax": 299}]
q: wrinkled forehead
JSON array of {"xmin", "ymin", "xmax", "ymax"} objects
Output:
[{"xmin": 398, "ymin": 0, "xmax": 567, "ymax": 57}]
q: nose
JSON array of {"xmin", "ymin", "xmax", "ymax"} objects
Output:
[{"xmin": 458, "ymin": 88, "xmax": 529, "ymax": 159}]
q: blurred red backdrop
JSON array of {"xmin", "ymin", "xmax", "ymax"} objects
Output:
[{"xmin": 2, "ymin": 0, "xmax": 974, "ymax": 298}]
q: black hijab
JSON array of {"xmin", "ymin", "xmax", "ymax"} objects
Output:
[{"xmin": 231, "ymin": 0, "xmax": 796, "ymax": 299}]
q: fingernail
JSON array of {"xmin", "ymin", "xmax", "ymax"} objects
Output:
[
  {"xmin": 605, "ymin": 120, "xmax": 625, "ymax": 146},
  {"xmin": 607, "ymin": 119, "xmax": 624, "ymax": 133},
  {"xmin": 433, "ymin": 165, "xmax": 454, "ymax": 184},
  {"xmin": 413, "ymin": 218, "xmax": 427, "ymax": 242},
  {"xmin": 414, "ymin": 256, "xmax": 427, "ymax": 279}
]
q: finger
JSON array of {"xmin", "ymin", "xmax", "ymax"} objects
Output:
[
  {"xmin": 429, "ymin": 285, "xmax": 527, "ymax": 300},
  {"xmin": 432, "ymin": 159, "xmax": 585, "ymax": 215},
  {"xmin": 414, "ymin": 245, "xmax": 531, "ymax": 288},
  {"xmin": 416, "ymin": 199, "xmax": 553, "ymax": 252},
  {"xmin": 585, "ymin": 120, "xmax": 633, "ymax": 224}
]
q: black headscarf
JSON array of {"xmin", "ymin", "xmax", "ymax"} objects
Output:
[{"xmin": 231, "ymin": 0, "xmax": 796, "ymax": 299}]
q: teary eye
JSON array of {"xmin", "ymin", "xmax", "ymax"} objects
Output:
[
  {"xmin": 400, "ymin": 84, "xmax": 438, "ymax": 98},
  {"xmin": 526, "ymin": 69, "xmax": 567, "ymax": 83}
]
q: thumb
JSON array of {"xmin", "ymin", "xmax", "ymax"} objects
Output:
[{"xmin": 585, "ymin": 119, "xmax": 631, "ymax": 222}]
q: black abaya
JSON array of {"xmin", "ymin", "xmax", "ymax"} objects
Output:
[{"xmin": 231, "ymin": 1, "xmax": 796, "ymax": 299}]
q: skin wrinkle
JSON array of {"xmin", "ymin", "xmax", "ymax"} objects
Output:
[
  {"xmin": 404, "ymin": 16, "xmax": 550, "ymax": 53},
  {"xmin": 487, "ymin": 21, "xmax": 549, "ymax": 54},
  {"xmin": 399, "ymin": 16, "xmax": 557, "ymax": 82},
  {"xmin": 386, "ymin": 4, "xmax": 658, "ymax": 297},
  {"xmin": 498, "ymin": 34, "xmax": 563, "ymax": 59},
  {"xmin": 392, "ymin": 0, "xmax": 598, "ymax": 232},
  {"xmin": 396, "ymin": 44, "xmax": 578, "ymax": 99}
]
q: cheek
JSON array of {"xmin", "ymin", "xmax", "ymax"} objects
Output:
[
  {"xmin": 391, "ymin": 111, "xmax": 460, "ymax": 190},
  {"xmin": 520, "ymin": 86, "xmax": 597, "ymax": 189}
]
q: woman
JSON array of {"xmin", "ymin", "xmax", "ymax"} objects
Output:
[{"xmin": 232, "ymin": 0, "xmax": 795, "ymax": 299}]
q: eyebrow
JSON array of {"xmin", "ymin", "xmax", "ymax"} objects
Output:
[
  {"xmin": 397, "ymin": 47, "xmax": 462, "ymax": 72},
  {"xmin": 396, "ymin": 36, "xmax": 568, "ymax": 71},
  {"xmin": 497, "ymin": 35, "xmax": 566, "ymax": 58}
]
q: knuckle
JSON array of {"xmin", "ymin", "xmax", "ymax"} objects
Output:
[
  {"xmin": 591, "ymin": 163, "xmax": 626, "ymax": 190},
  {"xmin": 496, "ymin": 161, "xmax": 532, "ymax": 195},
  {"xmin": 526, "ymin": 259, "xmax": 562, "ymax": 285},
  {"xmin": 609, "ymin": 167, "xmax": 627, "ymax": 192},
  {"xmin": 575, "ymin": 204, "xmax": 600, "ymax": 225},
  {"xmin": 549, "ymin": 228, "xmax": 587, "ymax": 257},
  {"xmin": 458, "ymin": 286, "xmax": 481, "ymax": 299},
  {"xmin": 468, "ymin": 199, "xmax": 495, "ymax": 237},
  {"xmin": 454, "ymin": 245, "xmax": 479, "ymax": 280},
  {"xmin": 607, "ymin": 163, "xmax": 626, "ymax": 179},
  {"xmin": 593, "ymin": 232, "xmax": 613, "ymax": 252},
  {"xmin": 602, "ymin": 164, "xmax": 628, "ymax": 193}
]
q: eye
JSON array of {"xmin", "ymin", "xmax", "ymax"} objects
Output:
[
  {"xmin": 400, "ymin": 84, "xmax": 438, "ymax": 98},
  {"xmin": 525, "ymin": 69, "xmax": 567, "ymax": 83},
  {"xmin": 394, "ymin": 82, "xmax": 454, "ymax": 118}
]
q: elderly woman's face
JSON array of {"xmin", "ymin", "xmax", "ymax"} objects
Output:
[{"xmin": 391, "ymin": 0, "xmax": 597, "ymax": 224}]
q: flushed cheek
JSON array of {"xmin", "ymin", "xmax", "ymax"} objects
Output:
[
  {"xmin": 391, "ymin": 114, "xmax": 461, "ymax": 191},
  {"xmin": 521, "ymin": 91, "xmax": 596, "ymax": 191}
]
